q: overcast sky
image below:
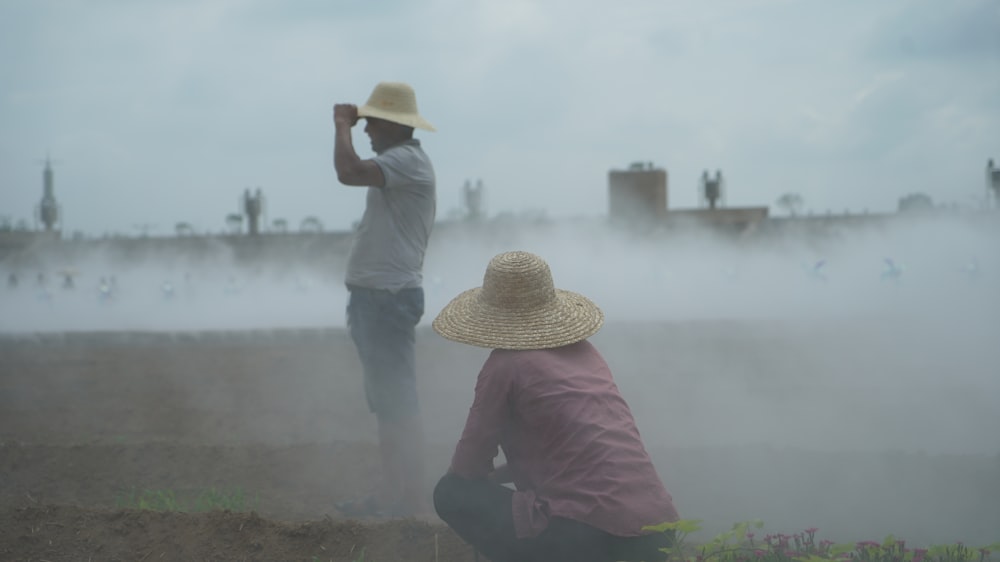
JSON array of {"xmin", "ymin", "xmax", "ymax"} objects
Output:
[{"xmin": 1, "ymin": 0, "xmax": 997, "ymax": 236}]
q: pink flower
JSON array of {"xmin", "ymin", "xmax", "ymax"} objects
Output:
[
  {"xmin": 755, "ymin": 550, "xmax": 765, "ymax": 557},
  {"xmin": 806, "ymin": 528, "xmax": 819, "ymax": 534}
]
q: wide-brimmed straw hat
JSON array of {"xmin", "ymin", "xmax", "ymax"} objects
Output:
[
  {"xmin": 432, "ymin": 251, "xmax": 604, "ymax": 350},
  {"xmin": 357, "ymin": 81, "xmax": 436, "ymax": 132}
]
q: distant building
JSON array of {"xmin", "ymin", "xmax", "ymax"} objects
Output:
[
  {"xmin": 608, "ymin": 163, "xmax": 767, "ymax": 235},
  {"xmin": 898, "ymin": 193, "xmax": 934, "ymax": 213},
  {"xmin": 608, "ymin": 162, "xmax": 667, "ymax": 225},
  {"xmin": 242, "ymin": 188, "xmax": 265, "ymax": 236},
  {"xmin": 700, "ymin": 170, "xmax": 725, "ymax": 210},
  {"xmin": 988, "ymin": 159, "xmax": 1000, "ymax": 208},
  {"xmin": 37, "ymin": 157, "xmax": 60, "ymax": 233}
]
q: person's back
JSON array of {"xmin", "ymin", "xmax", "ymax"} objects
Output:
[
  {"xmin": 490, "ymin": 341, "xmax": 678, "ymax": 539},
  {"xmin": 432, "ymin": 251, "xmax": 680, "ymax": 562}
]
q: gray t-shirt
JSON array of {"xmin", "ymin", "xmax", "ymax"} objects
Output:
[{"xmin": 345, "ymin": 139, "xmax": 436, "ymax": 291}]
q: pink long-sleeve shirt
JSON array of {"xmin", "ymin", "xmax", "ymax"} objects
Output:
[{"xmin": 448, "ymin": 340, "xmax": 680, "ymax": 539}]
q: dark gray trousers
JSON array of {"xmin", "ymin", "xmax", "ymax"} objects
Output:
[{"xmin": 433, "ymin": 473, "xmax": 674, "ymax": 562}]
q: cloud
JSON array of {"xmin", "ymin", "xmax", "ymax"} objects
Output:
[
  {"xmin": 866, "ymin": 0, "xmax": 1000, "ymax": 61},
  {"xmin": 1, "ymin": 0, "xmax": 997, "ymax": 235}
]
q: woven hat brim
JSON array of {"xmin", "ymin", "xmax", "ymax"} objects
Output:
[
  {"xmin": 432, "ymin": 287, "xmax": 604, "ymax": 350},
  {"xmin": 358, "ymin": 105, "xmax": 436, "ymax": 132}
]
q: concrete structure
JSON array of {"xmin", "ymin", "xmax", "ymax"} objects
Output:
[
  {"xmin": 0, "ymin": 229, "xmax": 355, "ymax": 271},
  {"xmin": 462, "ymin": 179, "xmax": 486, "ymax": 221},
  {"xmin": 3, "ymin": 159, "xmax": 995, "ymax": 266},
  {"xmin": 36, "ymin": 158, "xmax": 60, "ymax": 233},
  {"xmin": 608, "ymin": 162, "xmax": 668, "ymax": 225},
  {"xmin": 242, "ymin": 188, "xmax": 265, "ymax": 236},
  {"xmin": 608, "ymin": 163, "xmax": 768, "ymax": 235},
  {"xmin": 700, "ymin": 170, "xmax": 725, "ymax": 210},
  {"xmin": 665, "ymin": 207, "xmax": 769, "ymax": 234},
  {"xmin": 988, "ymin": 159, "xmax": 1000, "ymax": 208}
]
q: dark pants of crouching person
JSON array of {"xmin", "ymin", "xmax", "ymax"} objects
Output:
[{"xmin": 434, "ymin": 473, "xmax": 674, "ymax": 562}]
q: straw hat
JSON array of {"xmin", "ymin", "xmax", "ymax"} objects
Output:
[
  {"xmin": 432, "ymin": 251, "xmax": 604, "ymax": 350},
  {"xmin": 357, "ymin": 81, "xmax": 436, "ymax": 132}
]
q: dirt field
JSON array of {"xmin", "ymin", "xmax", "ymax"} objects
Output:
[
  {"xmin": 0, "ymin": 330, "xmax": 488, "ymax": 561},
  {"xmin": 2, "ymin": 319, "xmax": 999, "ymax": 561}
]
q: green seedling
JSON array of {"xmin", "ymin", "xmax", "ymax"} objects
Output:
[
  {"xmin": 642, "ymin": 520, "xmax": 998, "ymax": 562},
  {"xmin": 115, "ymin": 486, "xmax": 259, "ymax": 513}
]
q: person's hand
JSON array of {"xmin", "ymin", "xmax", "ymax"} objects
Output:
[{"xmin": 333, "ymin": 103, "xmax": 359, "ymax": 128}]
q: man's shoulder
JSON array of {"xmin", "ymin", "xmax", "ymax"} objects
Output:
[
  {"xmin": 376, "ymin": 140, "xmax": 431, "ymax": 167},
  {"xmin": 375, "ymin": 140, "xmax": 434, "ymax": 190},
  {"xmin": 382, "ymin": 139, "xmax": 424, "ymax": 155}
]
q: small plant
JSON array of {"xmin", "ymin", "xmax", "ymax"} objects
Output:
[
  {"xmin": 643, "ymin": 520, "xmax": 1000, "ymax": 562},
  {"xmin": 115, "ymin": 487, "xmax": 183, "ymax": 512},
  {"xmin": 192, "ymin": 486, "xmax": 258, "ymax": 512},
  {"xmin": 115, "ymin": 486, "xmax": 259, "ymax": 513}
]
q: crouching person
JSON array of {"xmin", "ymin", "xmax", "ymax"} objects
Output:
[{"xmin": 431, "ymin": 251, "xmax": 680, "ymax": 562}]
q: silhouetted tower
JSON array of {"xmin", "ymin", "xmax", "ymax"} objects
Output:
[
  {"xmin": 700, "ymin": 169, "xmax": 725, "ymax": 210},
  {"xmin": 36, "ymin": 157, "xmax": 60, "ymax": 232},
  {"xmin": 987, "ymin": 159, "xmax": 1000, "ymax": 209},
  {"xmin": 242, "ymin": 187, "xmax": 265, "ymax": 236},
  {"xmin": 462, "ymin": 179, "xmax": 485, "ymax": 221}
]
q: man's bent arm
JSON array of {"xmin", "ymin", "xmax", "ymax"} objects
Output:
[{"xmin": 333, "ymin": 104, "xmax": 384, "ymax": 187}]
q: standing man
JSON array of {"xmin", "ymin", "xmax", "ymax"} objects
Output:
[{"xmin": 332, "ymin": 81, "xmax": 436, "ymax": 517}]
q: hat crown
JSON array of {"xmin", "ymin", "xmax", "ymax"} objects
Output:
[
  {"xmin": 365, "ymin": 81, "xmax": 419, "ymax": 113},
  {"xmin": 431, "ymin": 250, "xmax": 604, "ymax": 350},
  {"xmin": 357, "ymin": 81, "xmax": 436, "ymax": 131},
  {"xmin": 481, "ymin": 252, "xmax": 557, "ymax": 311}
]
